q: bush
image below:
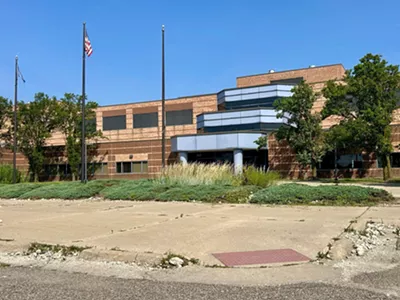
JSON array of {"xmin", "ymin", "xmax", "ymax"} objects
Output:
[
  {"xmin": 102, "ymin": 179, "xmax": 259, "ymax": 203},
  {"xmin": 18, "ymin": 180, "xmax": 121, "ymax": 199},
  {"xmin": 250, "ymin": 184, "xmax": 394, "ymax": 205},
  {"xmin": 0, "ymin": 164, "xmax": 21, "ymax": 184},
  {"xmin": 157, "ymin": 163, "xmax": 239, "ymax": 186},
  {"xmin": 0, "ymin": 183, "xmax": 43, "ymax": 198},
  {"xmin": 242, "ymin": 166, "xmax": 280, "ymax": 188}
]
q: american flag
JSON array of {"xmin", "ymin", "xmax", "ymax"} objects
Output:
[{"xmin": 85, "ymin": 29, "xmax": 93, "ymax": 57}]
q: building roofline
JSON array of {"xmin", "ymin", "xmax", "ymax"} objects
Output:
[
  {"xmin": 236, "ymin": 63, "xmax": 345, "ymax": 79},
  {"xmin": 171, "ymin": 130, "xmax": 267, "ymax": 139},
  {"xmin": 98, "ymin": 92, "xmax": 216, "ymax": 109},
  {"xmin": 217, "ymin": 83, "xmax": 294, "ymax": 94}
]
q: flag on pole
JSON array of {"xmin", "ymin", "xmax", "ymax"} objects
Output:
[
  {"xmin": 17, "ymin": 64, "xmax": 25, "ymax": 83},
  {"xmin": 85, "ymin": 29, "xmax": 93, "ymax": 57}
]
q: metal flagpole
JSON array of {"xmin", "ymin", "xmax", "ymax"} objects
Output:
[
  {"xmin": 81, "ymin": 22, "xmax": 87, "ymax": 183},
  {"xmin": 13, "ymin": 56, "xmax": 18, "ymax": 184},
  {"xmin": 161, "ymin": 25, "xmax": 166, "ymax": 169}
]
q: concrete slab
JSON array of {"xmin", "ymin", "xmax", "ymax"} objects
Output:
[{"xmin": 0, "ymin": 199, "xmax": 374, "ymax": 266}]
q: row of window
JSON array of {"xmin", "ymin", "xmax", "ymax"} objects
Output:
[
  {"xmin": 42, "ymin": 161, "xmax": 149, "ymax": 176},
  {"xmin": 43, "ymin": 163, "xmax": 108, "ymax": 176},
  {"xmin": 103, "ymin": 109, "xmax": 193, "ymax": 131},
  {"xmin": 319, "ymin": 152, "xmax": 400, "ymax": 170},
  {"xmin": 116, "ymin": 161, "xmax": 148, "ymax": 174}
]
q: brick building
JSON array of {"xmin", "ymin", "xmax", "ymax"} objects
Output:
[{"xmin": 3, "ymin": 63, "xmax": 400, "ymax": 180}]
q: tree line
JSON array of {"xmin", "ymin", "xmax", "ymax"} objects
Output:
[
  {"xmin": 257, "ymin": 53, "xmax": 400, "ymax": 180},
  {"xmin": 0, "ymin": 93, "xmax": 103, "ymax": 181}
]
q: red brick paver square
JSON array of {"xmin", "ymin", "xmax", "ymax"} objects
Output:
[{"xmin": 212, "ymin": 249, "xmax": 310, "ymax": 267}]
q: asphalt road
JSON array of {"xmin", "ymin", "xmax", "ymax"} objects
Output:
[{"xmin": 0, "ymin": 266, "xmax": 398, "ymax": 300}]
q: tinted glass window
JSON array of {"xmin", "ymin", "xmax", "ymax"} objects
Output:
[
  {"xmin": 133, "ymin": 112, "xmax": 158, "ymax": 128},
  {"xmin": 271, "ymin": 77, "xmax": 303, "ymax": 85},
  {"xmin": 166, "ymin": 109, "xmax": 193, "ymax": 126},
  {"xmin": 103, "ymin": 115, "xmax": 126, "ymax": 131}
]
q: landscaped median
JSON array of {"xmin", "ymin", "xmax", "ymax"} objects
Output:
[
  {"xmin": 0, "ymin": 163, "xmax": 394, "ymax": 205},
  {"xmin": 0, "ymin": 180, "xmax": 394, "ymax": 206}
]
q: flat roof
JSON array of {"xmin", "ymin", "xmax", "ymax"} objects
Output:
[{"xmin": 236, "ymin": 63, "xmax": 345, "ymax": 79}]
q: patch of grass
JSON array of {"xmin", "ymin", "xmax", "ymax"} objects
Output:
[
  {"xmin": 0, "ymin": 183, "xmax": 43, "ymax": 198},
  {"xmin": 242, "ymin": 166, "xmax": 280, "ymax": 188},
  {"xmin": 250, "ymin": 183, "xmax": 394, "ymax": 206},
  {"xmin": 19, "ymin": 180, "xmax": 122, "ymax": 199},
  {"xmin": 0, "ymin": 262, "xmax": 10, "ymax": 268},
  {"xmin": 27, "ymin": 242, "xmax": 90, "ymax": 256}
]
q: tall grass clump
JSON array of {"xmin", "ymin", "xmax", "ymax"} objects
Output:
[
  {"xmin": 242, "ymin": 166, "xmax": 280, "ymax": 188},
  {"xmin": 158, "ymin": 163, "xmax": 238, "ymax": 186},
  {"xmin": 0, "ymin": 164, "xmax": 21, "ymax": 184}
]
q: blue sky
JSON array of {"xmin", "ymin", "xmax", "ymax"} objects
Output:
[{"xmin": 1, "ymin": 0, "xmax": 399, "ymax": 106}]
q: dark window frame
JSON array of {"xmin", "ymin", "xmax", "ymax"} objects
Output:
[{"xmin": 115, "ymin": 161, "xmax": 149, "ymax": 174}]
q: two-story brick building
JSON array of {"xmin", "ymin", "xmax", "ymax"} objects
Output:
[{"xmin": 4, "ymin": 63, "xmax": 400, "ymax": 180}]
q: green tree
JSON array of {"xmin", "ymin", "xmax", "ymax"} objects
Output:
[
  {"xmin": 256, "ymin": 81, "xmax": 326, "ymax": 178},
  {"xmin": 322, "ymin": 54, "xmax": 400, "ymax": 180},
  {"xmin": 0, "ymin": 97, "xmax": 11, "ymax": 158},
  {"xmin": 10, "ymin": 93, "xmax": 60, "ymax": 181},
  {"xmin": 57, "ymin": 93, "xmax": 103, "ymax": 181}
]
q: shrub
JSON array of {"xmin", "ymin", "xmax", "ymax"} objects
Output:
[
  {"xmin": 242, "ymin": 166, "xmax": 280, "ymax": 188},
  {"xmin": 18, "ymin": 180, "xmax": 121, "ymax": 199},
  {"xmin": 157, "ymin": 163, "xmax": 239, "ymax": 186},
  {"xmin": 250, "ymin": 183, "xmax": 394, "ymax": 205},
  {"xmin": 0, "ymin": 164, "xmax": 21, "ymax": 184},
  {"xmin": 102, "ymin": 179, "xmax": 258, "ymax": 203},
  {"xmin": 0, "ymin": 183, "xmax": 42, "ymax": 198}
]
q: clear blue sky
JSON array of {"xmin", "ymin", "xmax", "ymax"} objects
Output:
[{"xmin": 1, "ymin": 0, "xmax": 400, "ymax": 106}]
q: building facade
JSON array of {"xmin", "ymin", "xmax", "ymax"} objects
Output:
[{"xmin": 4, "ymin": 63, "xmax": 400, "ymax": 180}]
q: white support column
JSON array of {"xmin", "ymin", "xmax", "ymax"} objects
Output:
[
  {"xmin": 234, "ymin": 149, "xmax": 243, "ymax": 175},
  {"xmin": 179, "ymin": 152, "xmax": 188, "ymax": 165}
]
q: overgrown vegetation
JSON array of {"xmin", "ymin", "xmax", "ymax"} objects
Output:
[
  {"xmin": 27, "ymin": 242, "xmax": 90, "ymax": 256},
  {"xmin": 250, "ymin": 183, "xmax": 394, "ymax": 205},
  {"xmin": 158, "ymin": 163, "xmax": 239, "ymax": 186},
  {"xmin": 242, "ymin": 166, "xmax": 280, "ymax": 188},
  {"xmin": 0, "ymin": 164, "xmax": 22, "ymax": 184}
]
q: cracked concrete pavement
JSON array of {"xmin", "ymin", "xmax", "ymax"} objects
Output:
[{"xmin": 1, "ymin": 199, "xmax": 399, "ymax": 266}]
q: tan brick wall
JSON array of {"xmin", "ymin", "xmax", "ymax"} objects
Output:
[{"xmin": 236, "ymin": 64, "xmax": 346, "ymax": 88}]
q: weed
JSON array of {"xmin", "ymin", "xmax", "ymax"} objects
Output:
[
  {"xmin": 0, "ymin": 262, "xmax": 10, "ymax": 268},
  {"xmin": 159, "ymin": 252, "xmax": 200, "ymax": 268},
  {"xmin": 27, "ymin": 242, "xmax": 90, "ymax": 256},
  {"xmin": 242, "ymin": 166, "xmax": 280, "ymax": 188}
]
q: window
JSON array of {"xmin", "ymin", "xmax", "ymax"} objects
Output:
[
  {"xmin": 377, "ymin": 153, "xmax": 400, "ymax": 168},
  {"xmin": 116, "ymin": 161, "xmax": 148, "ymax": 174},
  {"xmin": 133, "ymin": 112, "xmax": 158, "ymax": 128},
  {"xmin": 88, "ymin": 163, "xmax": 108, "ymax": 176},
  {"xmin": 166, "ymin": 109, "xmax": 193, "ymax": 126},
  {"xmin": 319, "ymin": 152, "xmax": 363, "ymax": 170},
  {"xmin": 103, "ymin": 115, "xmax": 126, "ymax": 131},
  {"xmin": 270, "ymin": 77, "xmax": 303, "ymax": 85}
]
